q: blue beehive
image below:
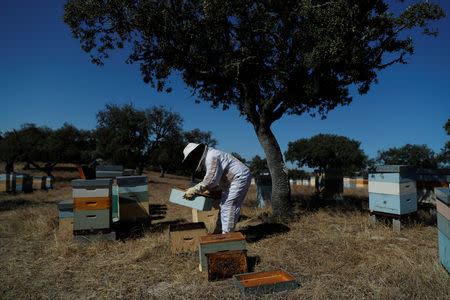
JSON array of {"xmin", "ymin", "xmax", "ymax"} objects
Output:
[
  {"xmin": 45, "ymin": 176, "xmax": 53, "ymax": 189},
  {"xmin": 368, "ymin": 165, "xmax": 417, "ymax": 215},
  {"xmin": 0, "ymin": 173, "xmax": 10, "ymax": 192}
]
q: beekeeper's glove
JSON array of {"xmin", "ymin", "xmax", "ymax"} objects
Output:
[{"xmin": 183, "ymin": 186, "xmax": 198, "ymax": 200}]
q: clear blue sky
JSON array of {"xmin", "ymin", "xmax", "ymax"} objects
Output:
[{"xmin": 1, "ymin": 0, "xmax": 449, "ymax": 166}]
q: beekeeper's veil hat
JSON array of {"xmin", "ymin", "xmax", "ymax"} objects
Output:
[{"xmin": 182, "ymin": 143, "xmax": 207, "ymax": 171}]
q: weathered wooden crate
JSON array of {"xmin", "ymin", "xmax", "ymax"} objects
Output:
[
  {"xmin": 192, "ymin": 207, "xmax": 218, "ymax": 234},
  {"xmin": 72, "ymin": 179, "xmax": 112, "ymax": 211},
  {"xmin": 0, "ymin": 173, "xmax": 10, "ymax": 192},
  {"xmin": 233, "ymin": 269, "xmax": 298, "ymax": 296},
  {"xmin": 199, "ymin": 232, "xmax": 246, "ymax": 271},
  {"xmin": 369, "ymin": 193, "xmax": 417, "ymax": 215},
  {"xmin": 33, "ymin": 176, "xmax": 45, "ymax": 190},
  {"xmin": 117, "ymin": 176, "xmax": 149, "ymax": 221},
  {"xmin": 169, "ymin": 187, "xmax": 215, "ymax": 211},
  {"xmin": 438, "ymin": 229, "xmax": 450, "ymax": 273},
  {"xmin": 169, "ymin": 222, "xmax": 206, "ymax": 254},
  {"xmin": 206, "ymin": 250, "xmax": 248, "ymax": 281}
]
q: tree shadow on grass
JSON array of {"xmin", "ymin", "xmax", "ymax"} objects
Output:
[
  {"xmin": 240, "ymin": 223, "xmax": 290, "ymax": 243},
  {"xmin": 0, "ymin": 198, "xmax": 55, "ymax": 212}
]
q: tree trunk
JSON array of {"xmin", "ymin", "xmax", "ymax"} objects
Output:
[
  {"xmin": 159, "ymin": 166, "xmax": 165, "ymax": 178},
  {"xmin": 254, "ymin": 125, "xmax": 293, "ymax": 221},
  {"xmin": 5, "ymin": 161, "xmax": 14, "ymax": 173}
]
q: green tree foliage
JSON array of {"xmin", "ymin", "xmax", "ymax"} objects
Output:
[
  {"xmin": 96, "ymin": 103, "xmax": 183, "ymax": 174},
  {"xmin": 285, "ymin": 134, "xmax": 367, "ymax": 175},
  {"xmin": 64, "ymin": 0, "xmax": 445, "ymax": 220},
  {"xmin": 248, "ymin": 155, "xmax": 268, "ymax": 178},
  {"xmin": 376, "ymin": 144, "xmax": 439, "ymax": 168},
  {"xmin": 12, "ymin": 123, "xmax": 94, "ymax": 176},
  {"xmin": 184, "ymin": 129, "xmax": 218, "ymax": 147},
  {"xmin": 0, "ymin": 131, "xmax": 20, "ymax": 173},
  {"xmin": 439, "ymin": 119, "xmax": 450, "ymax": 165}
]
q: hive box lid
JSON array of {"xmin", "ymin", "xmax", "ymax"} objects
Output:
[
  {"xmin": 370, "ymin": 165, "xmax": 417, "ymax": 173},
  {"xmin": 58, "ymin": 199, "xmax": 73, "ymax": 211},
  {"xmin": 199, "ymin": 232, "xmax": 245, "ymax": 245},
  {"xmin": 97, "ymin": 165, "xmax": 124, "ymax": 172},
  {"xmin": 169, "ymin": 188, "xmax": 214, "ymax": 211},
  {"xmin": 116, "ymin": 176, "xmax": 148, "ymax": 186},
  {"xmin": 71, "ymin": 179, "xmax": 112, "ymax": 188},
  {"xmin": 233, "ymin": 269, "xmax": 298, "ymax": 296},
  {"xmin": 435, "ymin": 187, "xmax": 450, "ymax": 205}
]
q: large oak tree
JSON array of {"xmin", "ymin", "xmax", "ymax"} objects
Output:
[{"xmin": 64, "ymin": 0, "xmax": 444, "ymax": 220}]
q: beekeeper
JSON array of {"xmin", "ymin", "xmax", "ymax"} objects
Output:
[{"xmin": 182, "ymin": 143, "xmax": 251, "ymax": 234}]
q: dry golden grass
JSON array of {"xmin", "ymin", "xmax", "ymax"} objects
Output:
[{"xmin": 0, "ymin": 165, "xmax": 449, "ymax": 299}]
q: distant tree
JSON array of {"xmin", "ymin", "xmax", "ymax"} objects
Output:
[
  {"xmin": 12, "ymin": 123, "xmax": 94, "ymax": 177},
  {"xmin": 288, "ymin": 169, "xmax": 309, "ymax": 180},
  {"xmin": 439, "ymin": 119, "xmax": 450, "ymax": 166},
  {"xmin": 0, "ymin": 131, "xmax": 20, "ymax": 173},
  {"xmin": 96, "ymin": 103, "xmax": 183, "ymax": 174},
  {"xmin": 64, "ymin": 0, "xmax": 445, "ymax": 220},
  {"xmin": 184, "ymin": 129, "xmax": 218, "ymax": 147},
  {"xmin": 248, "ymin": 155, "xmax": 268, "ymax": 178},
  {"xmin": 231, "ymin": 152, "xmax": 247, "ymax": 165},
  {"xmin": 376, "ymin": 144, "xmax": 439, "ymax": 168},
  {"xmin": 150, "ymin": 133, "xmax": 185, "ymax": 177},
  {"xmin": 285, "ymin": 134, "xmax": 367, "ymax": 175}
]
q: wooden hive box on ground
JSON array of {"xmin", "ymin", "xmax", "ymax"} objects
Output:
[
  {"xmin": 169, "ymin": 222, "xmax": 207, "ymax": 254},
  {"xmin": 0, "ymin": 173, "xmax": 10, "ymax": 192},
  {"xmin": 71, "ymin": 179, "xmax": 112, "ymax": 234},
  {"xmin": 117, "ymin": 176, "xmax": 149, "ymax": 222},
  {"xmin": 192, "ymin": 207, "xmax": 219, "ymax": 234},
  {"xmin": 435, "ymin": 187, "xmax": 450, "ymax": 273},
  {"xmin": 199, "ymin": 232, "xmax": 246, "ymax": 271},
  {"xmin": 233, "ymin": 269, "xmax": 298, "ymax": 296},
  {"xmin": 58, "ymin": 200, "xmax": 74, "ymax": 233},
  {"xmin": 16, "ymin": 174, "xmax": 33, "ymax": 193},
  {"xmin": 96, "ymin": 165, "xmax": 124, "ymax": 178},
  {"xmin": 169, "ymin": 188, "xmax": 214, "ymax": 211},
  {"xmin": 206, "ymin": 250, "xmax": 248, "ymax": 281},
  {"xmin": 33, "ymin": 176, "xmax": 45, "ymax": 190},
  {"xmin": 368, "ymin": 166, "xmax": 417, "ymax": 216}
]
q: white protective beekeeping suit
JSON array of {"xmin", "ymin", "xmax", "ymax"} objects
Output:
[{"xmin": 183, "ymin": 143, "xmax": 251, "ymax": 233}]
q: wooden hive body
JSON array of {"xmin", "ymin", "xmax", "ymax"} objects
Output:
[
  {"xmin": 33, "ymin": 176, "xmax": 45, "ymax": 190},
  {"xmin": 192, "ymin": 208, "xmax": 218, "ymax": 234},
  {"xmin": 198, "ymin": 232, "xmax": 246, "ymax": 271},
  {"xmin": 58, "ymin": 200, "xmax": 74, "ymax": 233},
  {"xmin": 117, "ymin": 176, "xmax": 149, "ymax": 221},
  {"xmin": 169, "ymin": 222, "xmax": 207, "ymax": 254},
  {"xmin": 233, "ymin": 269, "xmax": 298, "ymax": 296},
  {"xmin": 206, "ymin": 250, "xmax": 248, "ymax": 281},
  {"xmin": 45, "ymin": 177, "xmax": 53, "ymax": 189},
  {"xmin": 0, "ymin": 173, "xmax": 10, "ymax": 192},
  {"xmin": 438, "ymin": 230, "xmax": 450, "ymax": 273}
]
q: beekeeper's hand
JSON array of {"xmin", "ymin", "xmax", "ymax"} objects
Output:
[{"xmin": 183, "ymin": 187, "xmax": 197, "ymax": 200}]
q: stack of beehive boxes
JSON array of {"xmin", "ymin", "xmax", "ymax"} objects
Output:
[
  {"xmin": 344, "ymin": 177, "xmax": 351, "ymax": 188},
  {"xmin": 435, "ymin": 187, "xmax": 450, "ymax": 273},
  {"xmin": 117, "ymin": 176, "xmax": 149, "ymax": 222},
  {"xmin": 310, "ymin": 176, "xmax": 315, "ymax": 187},
  {"xmin": 45, "ymin": 176, "xmax": 53, "ymax": 189},
  {"xmin": 356, "ymin": 178, "xmax": 368, "ymax": 188},
  {"xmin": 71, "ymin": 178, "xmax": 115, "ymax": 241},
  {"xmin": 368, "ymin": 166, "xmax": 417, "ymax": 230},
  {"xmin": 0, "ymin": 173, "xmax": 10, "ymax": 192},
  {"xmin": 302, "ymin": 179, "xmax": 310, "ymax": 186},
  {"xmin": 15, "ymin": 174, "xmax": 33, "ymax": 193},
  {"xmin": 416, "ymin": 169, "xmax": 449, "ymax": 206},
  {"xmin": 314, "ymin": 169, "xmax": 343, "ymax": 200}
]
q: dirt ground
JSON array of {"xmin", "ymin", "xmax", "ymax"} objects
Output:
[{"xmin": 0, "ymin": 165, "xmax": 449, "ymax": 299}]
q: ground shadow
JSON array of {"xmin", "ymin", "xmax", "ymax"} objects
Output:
[
  {"xmin": 148, "ymin": 219, "xmax": 187, "ymax": 233},
  {"xmin": 0, "ymin": 198, "xmax": 55, "ymax": 212},
  {"xmin": 247, "ymin": 255, "xmax": 261, "ymax": 272},
  {"xmin": 240, "ymin": 223, "xmax": 290, "ymax": 243},
  {"xmin": 149, "ymin": 204, "xmax": 168, "ymax": 221}
]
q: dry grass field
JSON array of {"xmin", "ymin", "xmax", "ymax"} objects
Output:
[{"xmin": 0, "ymin": 164, "xmax": 449, "ymax": 299}]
